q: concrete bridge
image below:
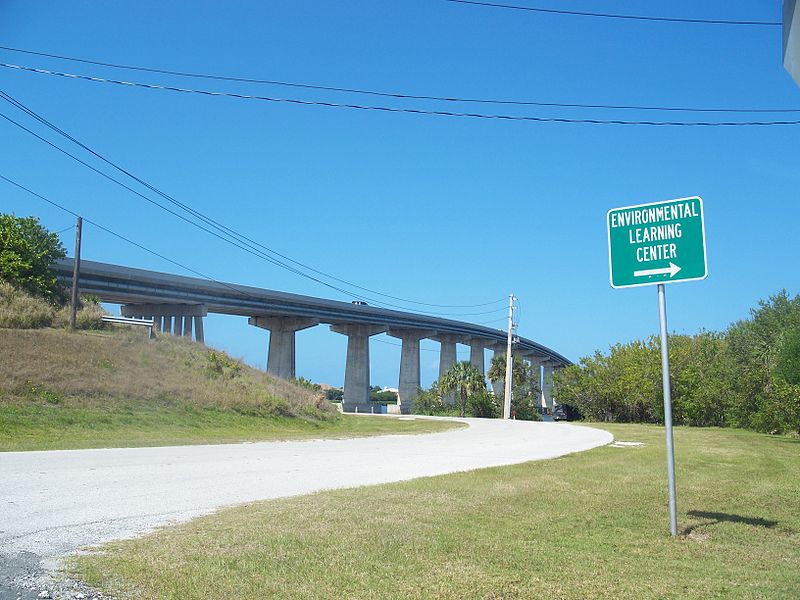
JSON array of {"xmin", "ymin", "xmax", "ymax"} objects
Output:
[{"xmin": 53, "ymin": 259, "xmax": 571, "ymax": 414}]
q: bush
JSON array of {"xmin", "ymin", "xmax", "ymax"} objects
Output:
[
  {"xmin": 205, "ymin": 350, "xmax": 242, "ymax": 380},
  {"xmin": 466, "ymin": 390, "xmax": 500, "ymax": 418},
  {"xmin": 0, "ymin": 280, "xmax": 55, "ymax": 328},
  {"xmin": 292, "ymin": 376, "xmax": 322, "ymax": 391},
  {"xmin": 54, "ymin": 298, "xmax": 108, "ymax": 330},
  {"xmin": 0, "ymin": 213, "xmax": 66, "ymax": 304},
  {"xmin": 0, "ymin": 281, "xmax": 111, "ymax": 330},
  {"xmin": 411, "ymin": 386, "xmax": 458, "ymax": 416},
  {"xmin": 325, "ymin": 388, "xmax": 343, "ymax": 403},
  {"xmin": 511, "ymin": 392, "xmax": 543, "ymax": 421},
  {"xmin": 553, "ymin": 291, "xmax": 800, "ymax": 434}
]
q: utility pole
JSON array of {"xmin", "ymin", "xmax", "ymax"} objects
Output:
[
  {"xmin": 68, "ymin": 216, "xmax": 82, "ymax": 330},
  {"xmin": 503, "ymin": 293, "xmax": 515, "ymax": 419}
]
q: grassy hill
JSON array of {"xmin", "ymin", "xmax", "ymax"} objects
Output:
[{"xmin": 0, "ymin": 325, "xmax": 459, "ymax": 451}]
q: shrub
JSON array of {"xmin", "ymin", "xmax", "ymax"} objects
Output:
[
  {"xmin": 466, "ymin": 390, "xmax": 500, "ymax": 418},
  {"xmin": 0, "ymin": 213, "xmax": 66, "ymax": 304},
  {"xmin": 410, "ymin": 385, "xmax": 459, "ymax": 416},
  {"xmin": 0, "ymin": 280, "xmax": 54, "ymax": 328},
  {"xmin": 511, "ymin": 392, "xmax": 542, "ymax": 421},
  {"xmin": 53, "ymin": 298, "xmax": 108, "ymax": 330},
  {"xmin": 205, "ymin": 350, "xmax": 242, "ymax": 379},
  {"xmin": 324, "ymin": 388, "xmax": 343, "ymax": 403}
]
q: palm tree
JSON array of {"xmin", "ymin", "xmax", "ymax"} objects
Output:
[
  {"xmin": 487, "ymin": 354, "xmax": 529, "ymax": 390},
  {"xmin": 438, "ymin": 361, "xmax": 486, "ymax": 418}
]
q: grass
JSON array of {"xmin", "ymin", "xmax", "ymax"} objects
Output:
[
  {"xmin": 0, "ymin": 328, "xmax": 460, "ymax": 451},
  {"xmin": 0, "ymin": 402, "xmax": 462, "ymax": 451},
  {"xmin": 71, "ymin": 424, "xmax": 800, "ymax": 599}
]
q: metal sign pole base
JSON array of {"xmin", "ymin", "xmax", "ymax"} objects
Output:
[{"xmin": 658, "ymin": 283, "xmax": 678, "ymax": 537}]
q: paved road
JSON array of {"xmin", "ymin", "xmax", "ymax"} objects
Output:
[{"xmin": 1, "ymin": 418, "xmax": 612, "ymax": 559}]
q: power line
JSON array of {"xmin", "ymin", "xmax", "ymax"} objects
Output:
[
  {"xmin": 0, "ymin": 172, "xmax": 509, "ymax": 329},
  {"xmin": 0, "ymin": 91, "xmax": 507, "ymax": 315},
  {"xmin": 4, "ymin": 62, "xmax": 799, "ymax": 127},
  {"xmin": 0, "ymin": 45, "xmax": 796, "ymax": 114},
  {"xmin": 0, "ymin": 173, "xmax": 266, "ymax": 301},
  {"xmin": 0, "ymin": 107, "xmax": 365, "ymax": 301},
  {"xmin": 0, "ymin": 88, "xmax": 506, "ymax": 310},
  {"xmin": 443, "ymin": 0, "xmax": 782, "ymax": 26}
]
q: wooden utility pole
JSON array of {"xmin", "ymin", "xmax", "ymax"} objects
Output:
[{"xmin": 68, "ymin": 216, "xmax": 82, "ymax": 330}]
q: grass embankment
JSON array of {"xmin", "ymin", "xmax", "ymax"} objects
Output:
[
  {"xmin": 0, "ymin": 328, "xmax": 460, "ymax": 451},
  {"xmin": 73, "ymin": 424, "xmax": 799, "ymax": 599}
]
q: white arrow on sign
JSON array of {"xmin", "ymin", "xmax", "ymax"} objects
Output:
[{"xmin": 634, "ymin": 262, "xmax": 682, "ymax": 279}]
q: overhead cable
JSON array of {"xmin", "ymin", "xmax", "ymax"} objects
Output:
[
  {"xmin": 3, "ymin": 62, "xmax": 799, "ymax": 127},
  {"xmin": 0, "ymin": 45, "xmax": 796, "ymax": 113},
  {"xmin": 0, "ymin": 92, "xmax": 507, "ymax": 314},
  {"xmin": 0, "ymin": 173, "xmax": 510, "ymax": 327},
  {"xmin": 0, "ymin": 173, "xmax": 264, "ymax": 301},
  {"xmin": 443, "ymin": 0, "xmax": 782, "ymax": 26}
]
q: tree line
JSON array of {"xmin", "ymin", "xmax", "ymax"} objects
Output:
[{"xmin": 554, "ymin": 292, "xmax": 800, "ymax": 434}]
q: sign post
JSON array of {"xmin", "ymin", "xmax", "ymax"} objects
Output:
[{"xmin": 607, "ymin": 197, "xmax": 707, "ymax": 537}]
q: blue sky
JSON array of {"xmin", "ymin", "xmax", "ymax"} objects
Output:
[{"xmin": 1, "ymin": 1, "xmax": 798, "ymax": 388}]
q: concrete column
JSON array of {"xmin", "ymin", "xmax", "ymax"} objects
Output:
[
  {"xmin": 435, "ymin": 334, "xmax": 458, "ymax": 406},
  {"xmin": 194, "ymin": 316, "xmax": 205, "ymax": 344},
  {"xmin": 542, "ymin": 364, "xmax": 555, "ymax": 412},
  {"xmin": 526, "ymin": 356, "xmax": 544, "ymax": 410},
  {"xmin": 249, "ymin": 316, "xmax": 319, "ymax": 379},
  {"xmin": 468, "ymin": 340, "xmax": 487, "ymax": 376},
  {"xmin": 331, "ymin": 324, "xmax": 387, "ymax": 413},
  {"xmin": 122, "ymin": 304, "xmax": 207, "ymax": 342},
  {"xmin": 388, "ymin": 328, "xmax": 435, "ymax": 414},
  {"xmin": 490, "ymin": 345, "xmax": 506, "ymax": 399}
]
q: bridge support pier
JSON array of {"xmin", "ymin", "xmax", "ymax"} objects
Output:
[
  {"xmin": 467, "ymin": 337, "xmax": 492, "ymax": 377},
  {"xmin": 525, "ymin": 355, "xmax": 544, "ymax": 411},
  {"xmin": 331, "ymin": 324, "xmax": 387, "ymax": 413},
  {"xmin": 122, "ymin": 304, "xmax": 207, "ymax": 343},
  {"xmin": 249, "ymin": 316, "xmax": 319, "ymax": 380},
  {"xmin": 388, "ymin": 328, "xmax": 435, "ymax": 414},
  {"xmin": 542, "ymin": 363, "xmax": 556, "ymax": 412},
  {"xmin": 434, "ymin": 334, "xmax": 459, "ymax": 406}
]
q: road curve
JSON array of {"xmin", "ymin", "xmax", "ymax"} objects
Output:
[{"xmin": 1, "ymin": 418, "xmax": 612, "ymax": 558}]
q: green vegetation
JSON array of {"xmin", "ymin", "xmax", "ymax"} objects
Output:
[
  {"xmin": 70, "ymin": 424, "xmax": 800, "ymax": 599},
  {"xmin": 0, "ymin": 328, "xmax": 460, "ymax": 451},
  {"xmin": 0, "ymin": 213, "xmax": 66, "ymax": 304},
  {"xmin": 413, "ymin": 356, "xmax": 542, "ymax": 420},
  {"xmin": 0, "ymin": 280, "xmax": 107, "ymax": 330},
  {"xmin": 555, "ymin": 291, "xmax": 800, "ymax": 434},
  {"xmin": 324, "ymin": 387, "xmax": 343, "ymax": 403},
  {"xmin": 370, "ymin": 385, "xmax": 398, "ymax": 404},
  {"xmin": 488, "ymin": 353, "xmax": 543, "ymax": 420},
  {"xmin": 438, "ymin": 360, "xmax": 485, "ymax": 417}
]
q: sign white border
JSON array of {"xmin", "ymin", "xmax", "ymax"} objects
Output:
[{"xmin": 606, "ymin": 196, "xmax": 708, "ymax": 290}]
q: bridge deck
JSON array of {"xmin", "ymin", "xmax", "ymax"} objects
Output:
[{"xmin": 53, "ymin": 258, "xmax": 571, "ymax": 366}]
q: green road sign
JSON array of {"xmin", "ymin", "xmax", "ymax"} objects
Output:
[{"xmin": 607, "ymin": 197, "xmax": 707, "ymax": 289}]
